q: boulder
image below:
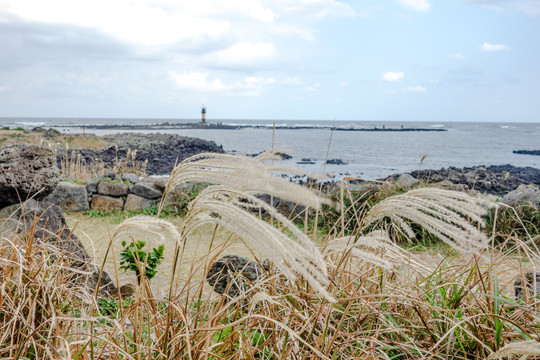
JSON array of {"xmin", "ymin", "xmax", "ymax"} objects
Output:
[
  {"xmin": 397, "ymin": 174, "xmax": 419, "ymax": 189},
  {"xmin": 146, "ymin": 176, "xmax": 169, "ymax": 191},
  {"xmin": 44, "ymin": 181, "xmax": 89, "ymax": 212},
  {"xmin": 0, "ymin": 144, "xmax": 61, "ymax": 208},
  {"xmin": 122, "ymin": 173, "xmax": 139, "ymax": 184},
  {"xmin": 326, "ymin": 159, "xmax": 346, "ymax": 165},
  {"xmin": 97, "ymin": 181, "xmax": 129, "ymax": 197},
  {"xmin": 130, "ymin": 182, "xmax": 163, "ymax": 199},
  {"xmin": 119, "ymin": 284, "xmax": 136, "ymax": 299},
  {"xmin": 86, "ymin": 178, "xmax": 101, "ymax": 194},
  {"xmin": 501, "ymin": 184, "xmax": 540, "ymax": 207},
  {"xmin": 514, "ymin": 272, "xmax": 540, "ymax": 300},
  {"xmin": 124, "ymin": 194, "xmax": 156, "ymax": 211},
  {"xmin": 0, "ymin": 199, "xmax": 117, "ymax": 295},
  {"xmin": 91, "ymin": 195, "xmax": 124, "ymax": 211},
  {"xmin": 206, "ymin": 255, "xmax": 268, "ymax": 298}
]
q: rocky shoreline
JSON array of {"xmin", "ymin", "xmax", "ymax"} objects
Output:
[
  {"xmin": 61, "ymin": 133, "xmax": 224, "ymax": 175},
  {"xmin": 386, "ymin": 164, "xmax": 540, "ymax": 195}
]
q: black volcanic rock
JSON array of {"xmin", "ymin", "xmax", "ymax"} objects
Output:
[
  {"xmin": 59, "ymin": 133, "xmax": 224, "ymax": 175},
  {"xmin": 514, "ymin": 150, "xmax": 540, "ymax": 156},
  {"xmin": 387, "ymin": 165, "xmax": 540, "ymax": 195},
  {"xmin": 326, "ymin": 159, "xmax": 346, "ymax": 165},
  {"xmin": 0, "ymin": 144, "xmax": 61, "ymax": 208},
  {"xmin": 0, "ymin": 200, "xmax": 116, "ymax": 296}
]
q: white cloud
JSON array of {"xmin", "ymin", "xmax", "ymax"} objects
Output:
[
  {"xmin": 171, "ymin": 71, "xmax": 226, "ymax": 92},
  {"xmin": 0, "ymin": 86, "xmax": 7, "ymax": 92},
  {"xmin": 170, "ymin": 71, "xmax": 275, "ymax": 96},
  {"xmin": 481, "ymin": 42, "xmax": 511, "ymax": 51},
  {"xmin": 1, "ymin": 0, "xmax": 354, "ymax": 48},
  {"xmin": 2, "ymin": 1, "xmax": 232, "ymax": 47},
  {"xmin": 305, "ymin": 83, "xmax": 320, "ymax": 92},
  {"xmin": 211, "ymin": 42, "xmax": 277, "ymax": 69},
  {"xmin": 283, "ymin": 77, "xmax": 303, "ymax": 86},
  {"xmin": 339, "ymin": 81, "xmax": 349, "ymax": 86},
  {"xmin": 406, "ymin": 86, "xmax": 427, "ymax": 92},
  {"xmin": 452, "ymin": 52, "xmax": 465, "ymax": 59},
  {"xmin": 430, "ymin": 78, "xmax": 440, "ymax": 84},
  {"xmin": 383, "ymin": 71, "xmax": 405, "ymax": 82},
  {"xmin": 396, "ymin": 0, "xmax": 431, "ymax": 11}
]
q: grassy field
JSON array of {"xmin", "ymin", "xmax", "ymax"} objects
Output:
[{"xmin": 67, "ymin": 214, "xmax": 261, "ymax": 297}]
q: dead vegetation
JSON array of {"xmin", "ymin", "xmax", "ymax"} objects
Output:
[{"xmin": 1, "ymin": 149, "xmax": 540, "ymax": 359}]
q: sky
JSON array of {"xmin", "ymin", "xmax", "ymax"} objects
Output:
[{"xmin": 0, "ymin": 0, "xmax": 539, "ymax": 122}]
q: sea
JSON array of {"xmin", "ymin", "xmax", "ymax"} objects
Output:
[{"xmin": 2, "ymin": 117, "xmax": 539, "ymax": 180}]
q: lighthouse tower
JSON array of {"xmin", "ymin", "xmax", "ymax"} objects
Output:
[{"xmin": 201, "ymin": 105, "xmax": 206, "ymax": 124}]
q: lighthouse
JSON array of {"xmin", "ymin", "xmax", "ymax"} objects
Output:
[{"xmin": 201, "ymin": 105, "xmax": 206, "ymax": 124}]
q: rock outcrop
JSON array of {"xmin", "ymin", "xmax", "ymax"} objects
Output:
[
  {"xmin": 63, "ymin": 133, "xmax": 224, "ymax": 175},
  {"xmin": 0, "ymin": 144, "xmax": 61, "ymax": 208},
  {"xmin": 0, "ymin": 200, "xmax": 117, "ymax": 296},
  {"xmin": 388, "ymin": 165, "xmax": 540, "ymax": 195}
]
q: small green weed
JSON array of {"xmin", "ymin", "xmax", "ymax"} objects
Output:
[{"xmin": 119, "ymin": 240, "xmax": 164, "ymax": 284}]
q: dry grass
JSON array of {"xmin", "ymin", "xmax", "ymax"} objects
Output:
[{"xmin": 2, "ymin": 150, "xmax": 540, "ymax": 359}]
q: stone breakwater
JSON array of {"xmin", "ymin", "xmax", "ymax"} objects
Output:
[{"xmin": 61, "ymin": 132, "xmax": 224, "ymax": 175}]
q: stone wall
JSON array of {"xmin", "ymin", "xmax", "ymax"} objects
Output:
[{"xmin": 45, "ymin": 172, "xmax": 168, "ymax": 212}]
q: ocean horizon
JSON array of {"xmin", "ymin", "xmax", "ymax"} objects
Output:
[{"xmin": 2, "ymin": 117, "xmax": 539, "ymax": 179}]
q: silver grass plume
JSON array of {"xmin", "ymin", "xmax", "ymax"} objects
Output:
[
  {"xmin": 361, "ymin": 188, "xmax": 495, "ymax": 254},
  {"xmin": 324, "ymin": 230, "xmax": 428, "ymax": 272},
  {"xmin": 487, "ymin": 340, "xmax": 540, "ymax": 359},
  {"xmin": 183, "ymin": 186, "xmax": 334, "ymax": 302},
  {"xmin": 160, "ymin": 149, "xmax": 329, "ymax": 214},
  {"xmin": 112, "ymin": 215, "xmax": 182, "ymax": 247}
]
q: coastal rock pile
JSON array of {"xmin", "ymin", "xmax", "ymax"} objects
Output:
[
  {"xmin": 392, "ymin": 165, "xmax": 540, "ymax": 195},
  {"xmin": 64, "ymin": 133, "xmax": 224, "ymax": 175}
]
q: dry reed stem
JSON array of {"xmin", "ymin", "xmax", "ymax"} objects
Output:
[{"xmin": 183, "ymin": 186, "xmax": 333, "ymax": 302}]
